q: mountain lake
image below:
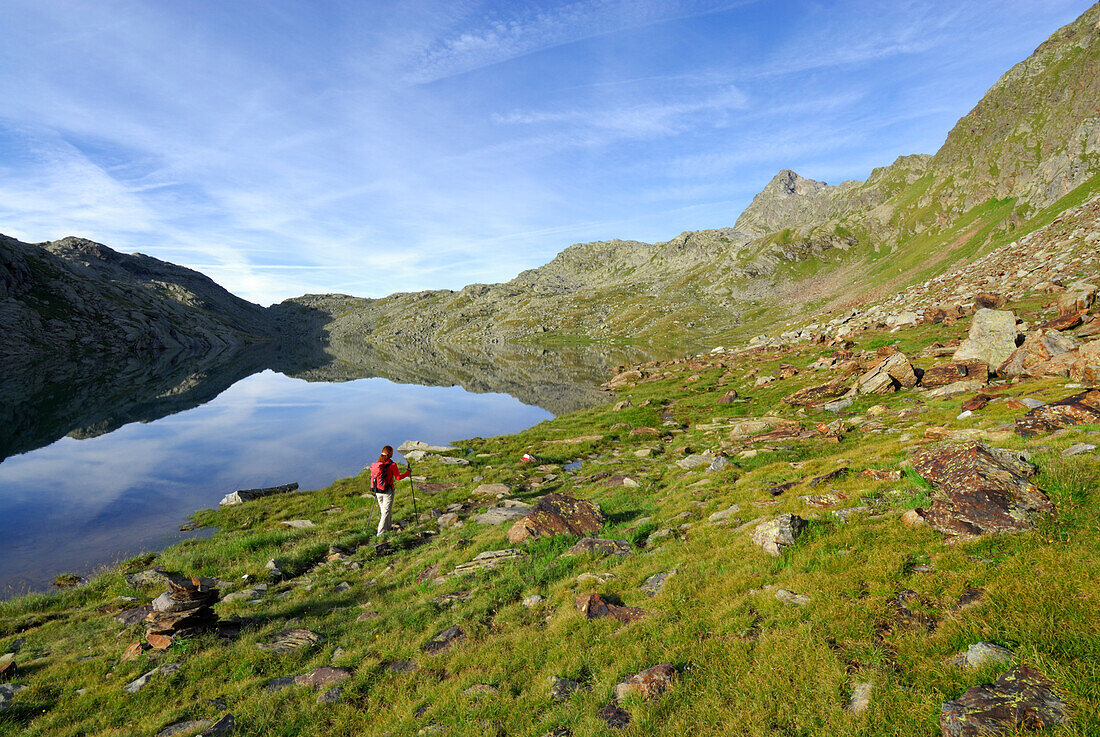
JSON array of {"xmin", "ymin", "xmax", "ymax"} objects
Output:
[{"xmin": 0, "ymin": 370, "xmax": 553, "ymax": 598}]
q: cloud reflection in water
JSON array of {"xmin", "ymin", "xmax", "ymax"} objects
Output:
[{"xmin": 0, "ymin": 371, "xmax": 551, "ymax": 596}]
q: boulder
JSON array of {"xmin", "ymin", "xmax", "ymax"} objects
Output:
[
  {"xmin": 566, "ymin": 538, "xmax": 632, "ymax": 557},
  {"xmin": 219, "ymin": 482, "xmax": 298, "ymax": 506},
  {"xmin": 574, "ymin": 594, "xmax": 646, "ymax": 623},
  {"xmin": 717, "ymin": 390, "xmax": 739, "ymax": 404},
  {"xmin": 953, "ymin": 309, "xmax": 1019, "ymax": 370},
  {"xmin": 750, "ymin": 513, "xmax": 807, "ymax": 556},
  {"xmin": 858, "ymin": 352, "xmax": 919, "ymax": 394},
  {"xmin": 940, "ymin": 666, "xmax": 1069, "ymax": 736},
  {"xmin": 1015, "ymin": 389, "xmax": 1100, "ymax": 437},
  {"xmin": 613, "ymin": 663, "xmax": 676, "ymax": 701},
  {"xmin": 910, "ymin": 442, "xmax": 1054, "ymax": 539},
  {"xmin": 997, "ymin": 329, "xmax": 1077, "ymax": 376},
  {"xmin": 397, "ymin": 440, "xmax": 455, "ymax": 454},
  {"xmin": 926, "ymin": 380, "xmax": 987, "ymax": 399},
  {"xmin": 506, "ymin": 494, "xmax": 604, "ymax": 544},
  {"xmin": 921, "ymin": 362, "xmax": 988, "ymax": 390},
  {"xmin": 783, "ymin": 380, "xmax": 850, "ymax": 407},
  {"xmin": 1039, "ymin": 311, "xmax": 1084, "ymax": 331},
  {"xmin": 0, "ymin": 683, "xmax": 26, "ymax": 712},
  {"xmin": 1071, "ymin": 339, "xmax": 1100, "ymax": 383},
  {"xmin": 1055, "ymin": 281, "xmax": 1097, "ymax": 315}
]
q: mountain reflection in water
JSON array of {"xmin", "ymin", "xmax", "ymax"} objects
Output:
[{"xmin": 0, "ymin": 339, "xmax": 652, "ymax": 597}]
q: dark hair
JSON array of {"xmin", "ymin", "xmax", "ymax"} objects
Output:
[{"xmin": 378, "ymin": 445, "xmax": 394, "ymax": 464}]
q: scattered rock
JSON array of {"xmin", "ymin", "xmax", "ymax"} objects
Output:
[
  {"xmin": 708, "ymin": 504, "xmax": 741, "ymax": 523},
  {"xmin": 1055, "ymin": 281, "xmax": 1097, "ymax": 315},
  {"xmin": 947, "ymin": 642, "xmax": 1015, "ymax": 669},
  {"xmin": 506, "ymin": 494, "xmax": 604, "ymax": 544},
  {"xmin": 549, "ymin": 675, "xmax": 581, "ymax": 701},
  {"xmin": 0, "ymin": 683, "xmax": 26, "ymax": 712},
  {"xmin": 219, "ymin": 482, "xmax": 298, "ymax": 506},
  {"xmin": 901, "ymin": 509, "xmax": 928, "ymax": 527},
  {"xmin": 146, "ymin": 575, "xmax": 220, "ymax": 641},
  {"xmin": 157, "ymin": 719, "xmax": 215, "ymax": 737},
  {"xmin": 295, "ymin": 667, "xmax": 352, "ymax": 689},
  {"xmin": 423, "ymin": 626, "xmax": 466, "ymax": 653},
  {"xmin": 774, "ymin": 589, "xmax": 811, "ymax": 606},
  {"xmin": 809, "ymin": 467, "xmax": 850, "ymax": 487},
  {"xmin": 676, "ymin": 454, "xmax": 711, "ymax": 470},
  {"xmin": 940, "ymin": 666, "xmax": 1069, "ymax": 736},
  {"xmin": 472, "ymin": 483, "xmax": 511, "ymax": 498},
  {"xmin": 257, "ymin": 629, "xmax": 322, "ymax": 654},
  {"xmin": 453, "ymin": 548, "xmax": 525, "ymax": 574},
  {"xmin": 317, "ymin": 688, "xmax": 343, "ymax": 704},
  {"xmin": 124, "ymin": 662, "xmax": 181, "ymax": 693},
  {"xmin": 639, "ymin": 570, "xmax": 676, "ymax": 597},
  {"xmin": 522, "ymin": 595, "xmax": 544, "ymax": 607},
  {"xmin": 280, "ymin": 519, "xmax": 315, "ymax": 529},
  {"xmin": 750, "ymin": 514, "xmax": 807, "ymax": 556},
  {"xmin": 221, "ymin": 584, "xmax": 267, "ymax": 604},
  {"xmin": 847, "ymin": 682, "xmax": 873, "ymax": 714},
  {"xmin": 379, "ymin": 660, "xmax": 417, "ymax": 674},
  {"xmin": 1063, "ymin": 442, "xmax": 1097, "ymax": 456},
  {"xmin": 613, "ymin": 663, "xmax": 675, "ymax": 701},
  {"xmin": 566, "ymin": 538, "xmax": 632, "ymax": 557},
  {"xmin": 597, "ymin": 701, "xmax": 631, "ymax": 729},
  {"xmin": 910, "ymin": 442, "xmax": 1053, "ymax": 539},
  {"xmin": 861, "ymin": 468, "xmax": 902, "ymax": 481},
  {"xmin": 574, "ymin": 593, "xmax": 646, "ymax": 623},
  {"xmin": 717, "ymin": 390, "xmax": 739, "ymax": 404},
  {"xmin": 1071, "ymin": 339, "xmax": 1100, "ymax": 383},
  {"xmin": 437, "ymin": 512, "xmax": 462, "ymax": 528},
  {"xmin": 473, "ymin": 506, "xmax": 530, "ymax": 525}
]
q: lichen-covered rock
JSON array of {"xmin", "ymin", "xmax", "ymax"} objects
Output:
[
  {"xmin": 940, "ymin": 666, "xmax": 1069, "ymax": 736},
  {"xmin": 506, "ymin": 493, "xmax": 604, "ymax": 543},
  {"xmin": 947, "ymin": 642, "xmax": 1015, "ymax": 669},
  {"xmin": 750, "ymin": 513, "xmax": 807, "ymax": 556},
  {"xmin": 1015, "ymin": 389, "xmax": 1100, "ymax": 437},
  {"xmin": 953, "ymin": 309, "xmax": 1019, "ymax": 369},
  {"xmin": 910, "ymin": 442, "xmax": 1054, "ymax": 539},
  {"xmin": 783, "ymin": 380, "xmax": 850, "ymax": 407}
]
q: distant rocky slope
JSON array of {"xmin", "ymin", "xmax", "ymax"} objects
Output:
[
  {"xmin": 291, "ymin": 4, "xmax": 1099, "ymax": 353},
  {"xmin": 0, "ymin": 235, "xmax": 277, "ymax": 364}
]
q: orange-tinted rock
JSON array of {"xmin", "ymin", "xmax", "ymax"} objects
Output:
[
  {"xmin": 940, "ymin": 666, "xmax": 1069, "ymax": 736},
  {"xmin": 1015, "ymin": 389, "xmax": 1100, "ymax": 437},
  {"xmin": 575, "ymin": 593, "xmax": 646, "ymax": 623},
  {"xmin": 783, "ymin": 380, "xmax": 849, "ymax": 406},
  {"xmin": 507, "ymin": 493, "xmax": 604, "ymax": 543},
  {"xmin": 614, "ymin": 663, "xmax": 676, "ymax": 701},
  {"xmin": 910, "ymin": 442, "xmax": 1054, "ymax": 539},
  {"xmin": 921, "ymin": 362, "xmax": 989, "ymax": 389}
]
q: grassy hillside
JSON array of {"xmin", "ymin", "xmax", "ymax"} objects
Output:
[{"xmin": 3, "ymin": 246, "xmax": 1098, "ymax": 735}]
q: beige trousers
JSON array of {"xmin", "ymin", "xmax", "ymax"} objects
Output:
[{"xmin": 374, "ymin": 491, "xmax": 394, "ymax": 536}]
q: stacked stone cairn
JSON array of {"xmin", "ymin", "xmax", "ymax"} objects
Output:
[{"xmin": 144, "ymin": 574, "xmax": 220, "ymax": 649}]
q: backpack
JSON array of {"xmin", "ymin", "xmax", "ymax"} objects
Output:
[{"xmin": 372, "ymin": 459, "xmax": 395, "ymax": 493}]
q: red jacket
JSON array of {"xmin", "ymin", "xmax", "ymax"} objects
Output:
[{"xmin": 370, "ymin": 459, "xmax": 409, "ymax": 492}]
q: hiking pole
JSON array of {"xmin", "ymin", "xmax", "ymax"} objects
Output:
[{"xmin": 407, "ymin": 461, "xmax": 420, "ymax": 525}]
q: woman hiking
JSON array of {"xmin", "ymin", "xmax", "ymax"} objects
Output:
[{"xmin": 369, "ymin": 445, "xmax": 411, "ymax": 537}]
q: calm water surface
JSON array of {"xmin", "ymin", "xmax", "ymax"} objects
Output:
[{"xmin": 0, "ymin": 370, "xmax": 551, "ymax": 597}]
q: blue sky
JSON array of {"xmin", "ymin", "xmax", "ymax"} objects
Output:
[{"xmin": 0, "ymin": 0, "xmax": 1092, "ymax": 305}]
